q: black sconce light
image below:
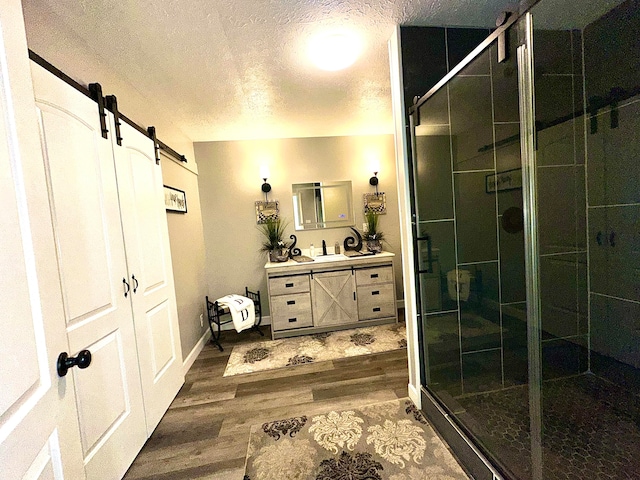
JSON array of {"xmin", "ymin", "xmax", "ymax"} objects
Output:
[
  {"xmin": 261, "ymin": 178, "xmax": 272, "ymax": 201},
  {"xmin": 369, "ymin": 171, "xmax": 379, "ymax": 194},
  {"xmin": 260, "ymin": 165, "xmax": 271, "ymax": 201}
]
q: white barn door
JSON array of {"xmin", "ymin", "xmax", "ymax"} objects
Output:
[
  {"xmin": 30, "ymin": 65, "xmax": 147, "ymax": 479},
  {"xmin": 112, "ymin": 120, "xmax": 184, "ymax": 435},
  {"xmin": 0, "ymin": 0, "xmax": 85, "ymax": 478}
]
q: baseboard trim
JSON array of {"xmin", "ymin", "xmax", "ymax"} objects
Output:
[
  {"xmin": 408, "ymin": 382, "xmax": 421, "ymax": 408},
  {"xmin": 183, "ymin": 328, "xmax": 211, "ymax": 375}
]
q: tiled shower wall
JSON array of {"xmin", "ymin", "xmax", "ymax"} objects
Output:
[
  {"xmin": 409, "ymin": 1, "xmax": 639, "ymax": 397},
  {"xmin": 412, "ymin": 27, "xmax": 592, "ymax": 396},
  {"xmin": 413, "ymin": 33, "xmax": 535, "ymax": 396},
  {"xmin": 583, "ymin": 1, "xmax": 640, "ymax": 391},
  {"xmin": 534, "ymin": 28, "xmax": 589, "ymax": 381}
]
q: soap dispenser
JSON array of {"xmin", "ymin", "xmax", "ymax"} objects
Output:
[{"xmin": 334, "ymin": 241, "xmax": 340, "ymax": 254}]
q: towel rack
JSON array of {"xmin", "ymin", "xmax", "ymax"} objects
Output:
[{"xmin": 206, "ymin": 287, "xmax": 263, "ymax": 351}]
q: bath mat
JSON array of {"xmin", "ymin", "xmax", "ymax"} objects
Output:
[
  {"xmin": 223, "ymin": 323, "xmax": 406, "ymax": 377},
  {"xmin": 243, "ymin": 398, "xmax": 469, "ymax": 480}
]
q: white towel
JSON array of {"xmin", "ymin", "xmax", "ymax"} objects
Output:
[{"xmin": 216, "ymin": 294, "xmax": 255, "ymax": 333}]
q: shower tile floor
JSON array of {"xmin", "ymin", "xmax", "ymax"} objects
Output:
[{"xmin": 456, "ymin": 374, "xmax": 640, "ymax": 480}]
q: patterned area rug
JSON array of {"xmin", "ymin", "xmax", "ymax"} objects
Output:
[
  {"xmin": 224, "ymin": 323, "xmax": 406, "ymax": 377},
  {"xmin": 243, "ymin": 398, "xmax": 469, "ymax": 480}
]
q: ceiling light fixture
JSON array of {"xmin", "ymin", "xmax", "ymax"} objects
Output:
[{"xmin": 308, "ymin": 32, "xmax": 361, "ymax": 71}]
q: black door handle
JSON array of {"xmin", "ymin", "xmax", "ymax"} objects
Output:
[
  {"xmin": 57, "ymin": 350, "xmax": 92, "ymax": 377},
  {"xmin": 132, "ymin": 274, "xmax": 139, "ymax": 293},
  {"xmin": 123, "ymin": 277, "xmax": 130, "ymax": 297}
]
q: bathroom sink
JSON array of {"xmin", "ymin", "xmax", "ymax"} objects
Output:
[{"xmin": 310, "ymin": 253, "xmax": 348, "ymax": 263}]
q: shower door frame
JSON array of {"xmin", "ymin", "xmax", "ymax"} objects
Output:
[{"xmin": 407, "ymin": 6, "xmax": 545, "ymax": 480}]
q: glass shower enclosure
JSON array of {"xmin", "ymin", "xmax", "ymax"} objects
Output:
[{"xmin": 408, "ymin": 0, "xmax": 639, "ymax": 478}]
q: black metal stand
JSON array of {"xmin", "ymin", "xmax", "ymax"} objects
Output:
[{"xmin": 205, "ymin": 287, "xmax": 263, "ymax": 352}]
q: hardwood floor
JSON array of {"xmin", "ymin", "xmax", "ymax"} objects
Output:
[{"xmin": 123, "ymin": 325, "xmax": 410, "ymax": 480}]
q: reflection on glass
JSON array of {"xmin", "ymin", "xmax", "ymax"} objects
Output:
[
  {"xmin": 449, "ymin": 75, "xmax": 494, "ymax": 171},
  {"xmin": 413, "ymin": 133, "xmax": 454, "ymax": 221},
  {"xmin": 410, "ymin": 1, "xmax": 640, "ymax": 478},
  {"xmin": 533, "ymin": 1, "xmax": 639, "ymax": 479},
  {"xmin": 418, "ymin": 221, "xmax": 456, "ymax": 313},
  {"xmin": 454, "ymin": 172, "xmax": 498, "ymax": 264},
  {"xmin": 422, "ymin": 312, "xmax": 461, "ymax": 397},
  {"xmin": 292, "ymin": 181, "xmax": 354, "ymax": 230}
]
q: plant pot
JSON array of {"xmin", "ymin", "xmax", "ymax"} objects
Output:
[
  {"xmin": 366, "ymin": 239, "xmax": 382, "ymax": 254},
  {"xmin": 269, "ymin": 248, "xmax": 290, "ymax": 262}
]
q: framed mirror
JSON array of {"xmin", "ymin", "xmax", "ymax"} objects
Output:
[{"xmin": 292, "ymin": 181, "xmax": 354, "ymax": 230}]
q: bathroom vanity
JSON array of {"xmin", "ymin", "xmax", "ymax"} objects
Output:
[{"xmin": 265, "ymin": 252, "xmax": 398, "ymax": 339}]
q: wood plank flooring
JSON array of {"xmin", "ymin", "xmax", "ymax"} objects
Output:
[{"xmin": 123, "ymin": 325, "xmax": 410, "ymax": 480}]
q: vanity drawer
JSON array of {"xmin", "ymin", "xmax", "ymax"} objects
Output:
[
  {"xmin": 271, "ymin": 293, "xmax": 313, "ymax": 331},
  {"xmin": 269, "ymin": 274, "xmax": 310, "ymax": 296},
  {"xmin": 357, "ymin": 283, "xmax": 395, "ymax": 320},
  {"xmin": 355, "ymin": 266, "xmax": 393, "ymax": 286}
]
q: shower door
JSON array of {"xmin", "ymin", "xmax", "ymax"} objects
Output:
[
  {"xmin": 409, "ymin": 17, "xmax": 532, "ymax": 478},
  {"xmin": 528, "ymin": 0, "xmax": 640, "ymax": 479},
  {"xmin": 409, "ymin": 0, "xmax": 640, "ymax": 479}
]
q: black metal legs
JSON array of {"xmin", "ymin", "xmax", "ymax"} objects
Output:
[
  {"xmin": 208, "ymin": 309, "xmax": 224, "ymax": 352},
  {"xmin": 252, "ymin": 324, "xmax": 265, "ymax": 337}
]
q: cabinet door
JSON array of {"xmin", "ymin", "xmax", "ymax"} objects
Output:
[
  {"xmin": 357, "ymin": 284, "xmax": 396, "ymax": 320},
  {"xmin": 312, "ymin": 270, "xmax": 358, "ymax": 327},
  {"xmin": 112, "ymin": 119, "xmax": 184, "ymax": 435},
  {"xmin": 0, "ymin": 3, "xmax": 85, "ymax": 477},
  {"xmin": 271, "ymin": 293, "xmax": 314, "ymax": 330},
  {"xmin": 30, "ymin": 65, "xmax": 148, "ymax": 479}
]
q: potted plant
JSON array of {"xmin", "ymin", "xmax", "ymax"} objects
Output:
[
  {"xmin": 258, "ymin": 217, "xmax": 290, "ymax": 262},
  {"xmin": 363, "ymin": 210, "xmax": 384, "ymax": 253}
]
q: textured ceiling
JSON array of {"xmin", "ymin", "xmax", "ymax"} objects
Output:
[{"xmin": 22, "ymin": 0, "xmax": 524, "ymax": 142}]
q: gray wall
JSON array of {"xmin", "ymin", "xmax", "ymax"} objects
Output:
[
  {"xmin": 161, "ymin": 156, "xmax": 209, "ymax": 361},
  {"xmin": 195, "ymin": 134, "xmax": 404, "ymax": 318}
]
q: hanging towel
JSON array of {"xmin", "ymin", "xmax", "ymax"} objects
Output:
[{"xmin": 216, "ymin": 294, "xmax": 255, "ymax": 333}]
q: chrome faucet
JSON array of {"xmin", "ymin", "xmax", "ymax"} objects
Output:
[{"xmin": 322, "ymin": 239, "xmax": 327, "ymax": 255}]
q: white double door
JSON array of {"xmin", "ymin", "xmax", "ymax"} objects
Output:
[{"xmin": 0, "ymin": 2, "xmax": 183, "ymax": 477}]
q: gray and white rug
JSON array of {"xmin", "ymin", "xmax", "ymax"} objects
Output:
[
  {"xmin": 223, "ymin": 323, "xmax": 407, "ymax": 377},
  {"xmin": 243, "ymin": 398, "xmax": 469, "ymax": 480}
]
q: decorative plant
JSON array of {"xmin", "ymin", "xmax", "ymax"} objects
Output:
[
  {"xmin": 363, "ymin": 210, "xmax": 384, "ymax": 242},
  {"xmin": 258, "ymin": 217, "xmax": 289, "ymax": 252}
]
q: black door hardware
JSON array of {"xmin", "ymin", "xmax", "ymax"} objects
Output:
[
  {"xmin": 57, "ymin": 350, "xmax": 92, "ymax": 377},
  {"xmin": 88, "ymin": 83, "xmax": 108, "ymax": 139},
  {"xmin": 105, "ymin": 95, "xmax": 123, "ymax": 146},
  {"xmin": 123, "ymin": 277, "xmax": 130, "ymax": 297},
  {"xmin": 132, "ymin": 274, "xmax": 139, "ymax": 294}
]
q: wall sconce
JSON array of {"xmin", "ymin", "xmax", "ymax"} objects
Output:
[
  {"xmin": 369, "ymin": 171, "xmax": 379, "ymax": 194},
  {"xmin": 260, "ymin": 165, "xmax": 271, "ymax": 201}
]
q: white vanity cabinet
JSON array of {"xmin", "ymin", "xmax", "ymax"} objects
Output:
[
  {"xmin": 269, "ymin": 274, "xmax": 314, "ymax": 331},
  {"xmin": 312, "ymin": 270, "xmax": 358, "ymax": 327},
  {"xmin": 356, "ymin": 265, "xmax": 397, "ymax": 320},
  {"xmin": 265, "ymin": 252, "xmax": 397, "ymax": 339}
]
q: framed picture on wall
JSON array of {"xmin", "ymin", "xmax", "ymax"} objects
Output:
[
  {"xmin": 364, "ymin": 192, "xmax": 386, "ymax": 214},
  {"xmin": 256, "ymin": 200, "xmax": 279, "ymax": 224},
  {"xmin": 164, "ymin": 185, "xmax": 187, "ymax": 213},
  {"xmin": 485, "ymin": 168, "xmax": 522, "ymax": 193}
]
